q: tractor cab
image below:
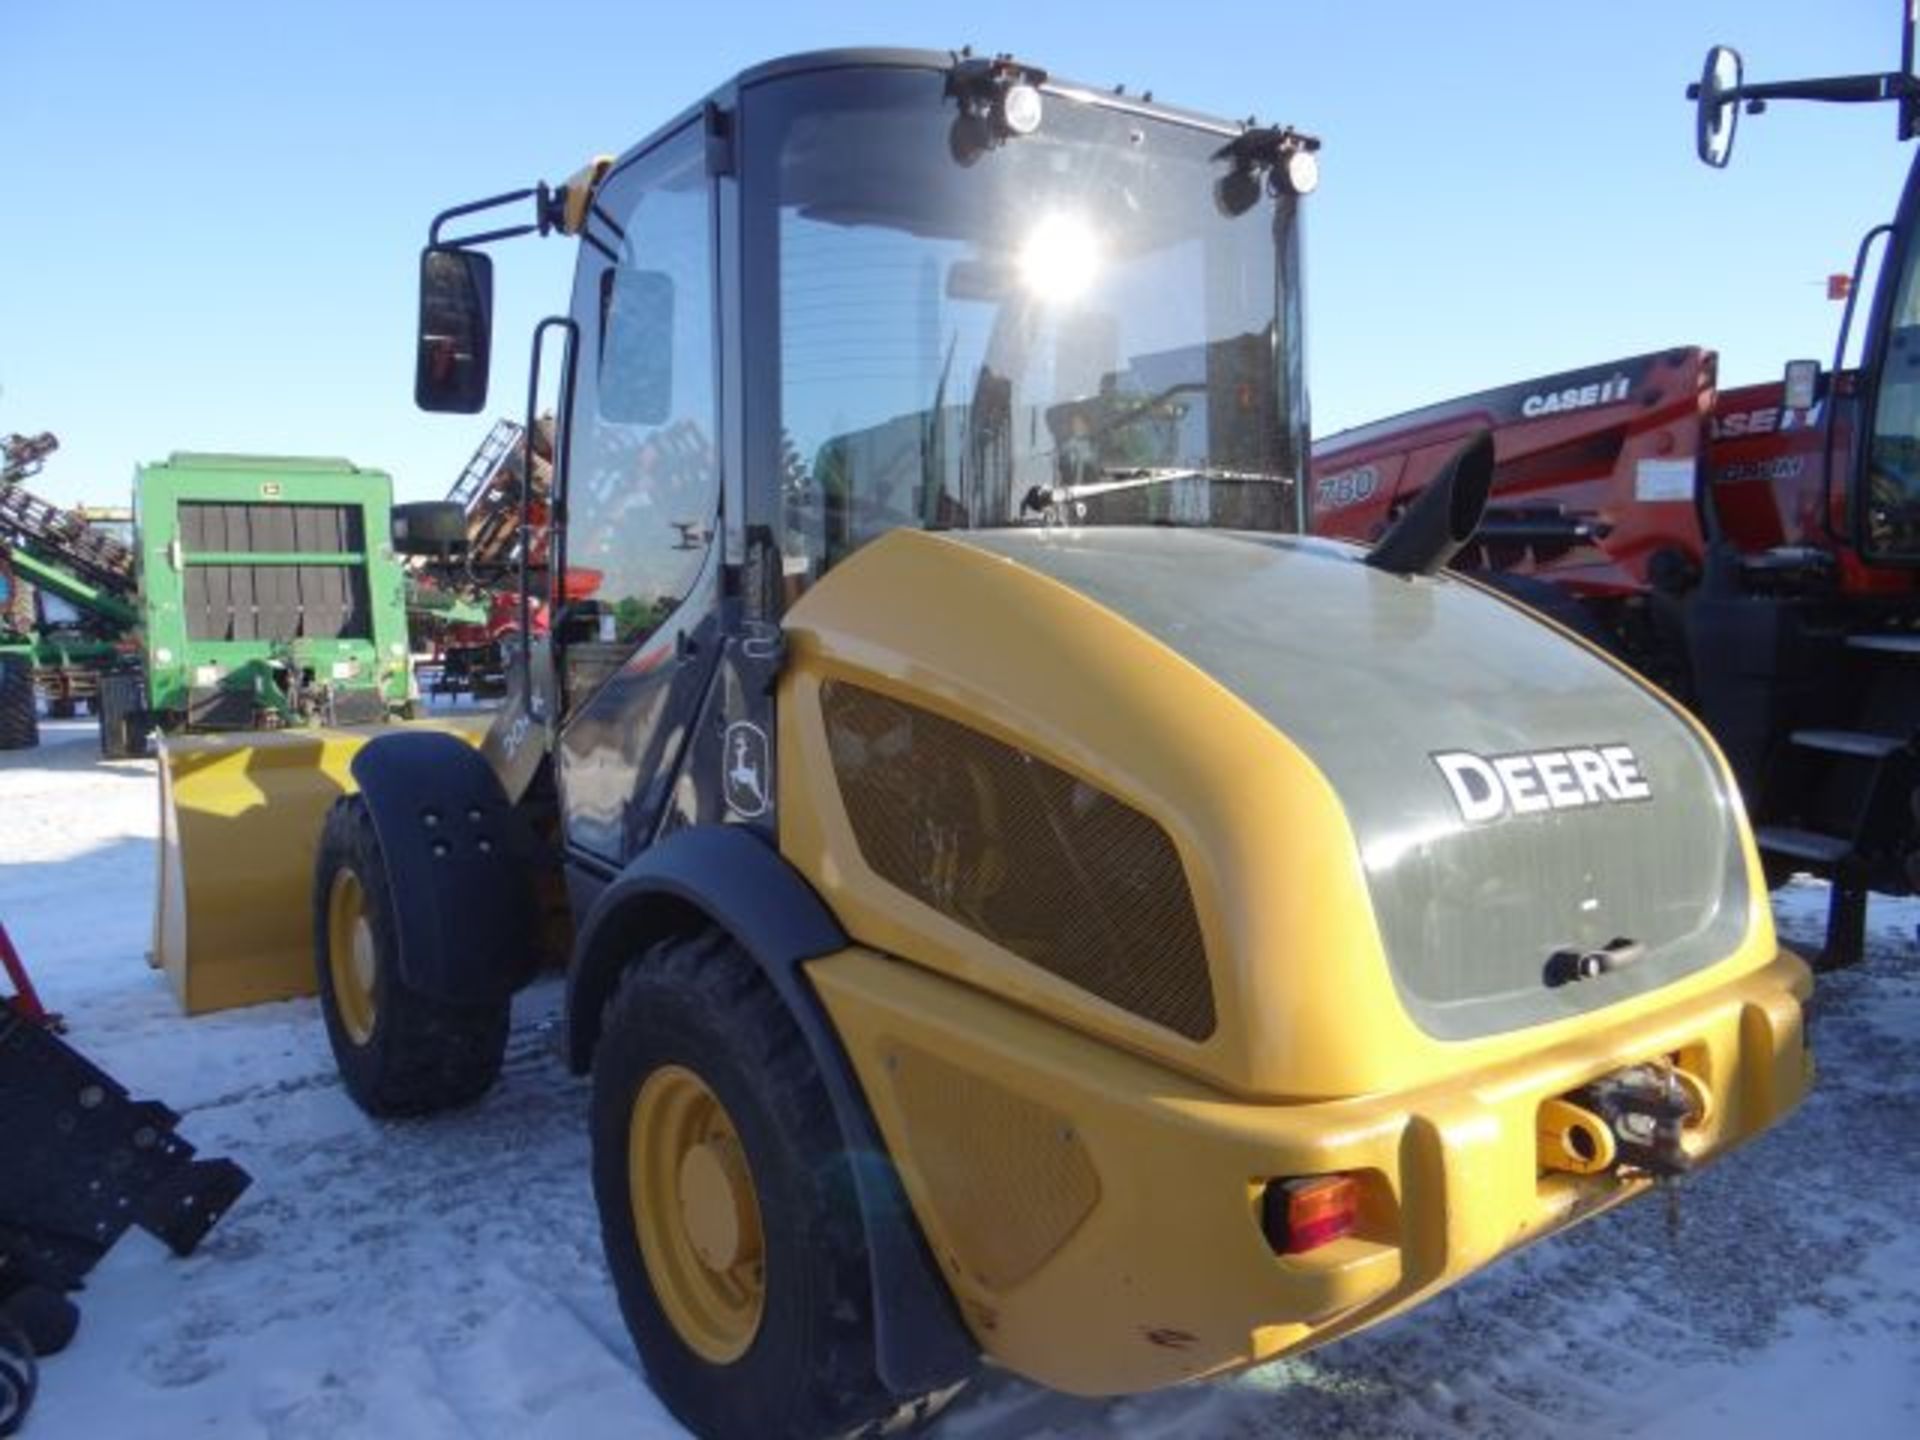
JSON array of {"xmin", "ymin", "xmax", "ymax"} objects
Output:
[
  {"xmin": 411, "ymin": 53, "xmax": 1317, "ymax": 722},
  {"xmin": 1692, "ymin": 20, "xmax": 1920, "ymax": 566}
]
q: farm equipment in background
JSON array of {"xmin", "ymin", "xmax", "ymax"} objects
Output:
[
  {"xmin": 2, "ymin": 917, "xmax": 251, "ymax": 1404},
  {"xmin": 101, "ymin": 453, "xmax": 416, "ymax": 758},
  {"xmin": 404, "ymin": 417, "xmax": 556, "ymax": 699},
  {"xmin": 419, "ymin": 588, "xmax": 546, "ymax": 700},
  {"xmin": 1, "ymin": 432, "xmax": 140, "ymax": 751},
  {"xmin": 1312, "ymin": 10, "xmax": 1920, "ymax": 971},
  {"xmin": 139, "ymin": 48, "xmax": 1811, "ymax": 1440},
  {"xmin": 3, "ymin": 440, "xmax": 413, "ymax": 758}
]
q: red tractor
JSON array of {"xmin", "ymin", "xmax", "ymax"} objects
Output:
[{"xmin": 1314, "ymin": 14, "xmax": 1920, "ymax": 967}]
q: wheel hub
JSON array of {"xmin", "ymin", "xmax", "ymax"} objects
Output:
[
  {"xmin": 678, "ymin": 1137, "xmax": 759, "ymax": 1271},
  {"xmin": 630, "ymin": 1064, "xmax": 767, "ymax": 1363}
]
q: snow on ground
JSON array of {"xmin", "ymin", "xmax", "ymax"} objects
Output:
[{"xmin": 3, "ymin": 717, "xmax": 1918, "ymax": 1439}]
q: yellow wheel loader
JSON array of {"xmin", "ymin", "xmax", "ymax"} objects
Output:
[{"xmin": 168, "ymin": 49, "xmax": 1810, "ymax": 1440}]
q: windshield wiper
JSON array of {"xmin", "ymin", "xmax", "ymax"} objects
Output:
[{"xmin": 1020, "ymin": 467, "xmax": 1291, "ymax": 516}]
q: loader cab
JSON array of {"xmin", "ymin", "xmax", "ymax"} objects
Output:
[{"xmin": 417, "ymin": 50, "xmax": 1316, "ymax": 868}]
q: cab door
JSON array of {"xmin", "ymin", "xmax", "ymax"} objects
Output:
[
  {"xmin": 555, "ymin": 125, "xmax": 724, "ymax": 866},
  {"xmin": 1855, "ymin": 151, "xmax": 1920, "ymax": 561}
]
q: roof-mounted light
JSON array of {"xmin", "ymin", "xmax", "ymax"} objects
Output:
[
  {"xmin": 946, "ymin": 51, "xmax": 1050, "ymax": 163},
  {"xmin": 1213, "ymin": 124, "xmax": 1323, "ymax": 215}
]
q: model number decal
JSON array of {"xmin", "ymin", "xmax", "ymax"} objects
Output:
[
  {"xmin": 1315, "ymin": 464, "xmax": 1379, "ymax": 512},
  {"xmin": 1715, "ymin": 456, "xmax": 1806, "ymax": 485},
  {"xmin": 1433, "ymin": 745, "xmax": 1652, "ymax": 823}
]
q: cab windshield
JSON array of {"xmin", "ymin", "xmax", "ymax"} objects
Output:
[{"xmin": 747, "ymin": 67, "xmax": 1307, "ymax": 579}]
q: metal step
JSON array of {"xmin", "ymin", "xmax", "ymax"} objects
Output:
[
  {"xmin": 1846, "ymin": 632, "xmax": 1920, "ymax": 655},
  {"xmin": 1755, "ymin": 825, "xmax": 1854, "ymax": 867},
  {"xmin": 1789, "ymin": 728, "xmax": 1906, "ymax": 759}
]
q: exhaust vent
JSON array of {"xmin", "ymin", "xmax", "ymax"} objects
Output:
[{"xmin": 821, "ymin": 680, "xmax": 1215, "ymax": 1040}]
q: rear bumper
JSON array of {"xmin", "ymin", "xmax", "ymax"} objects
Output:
[{"xmin": 808, "ymin": 947, "xmax": 1811, "ymax": 1397}]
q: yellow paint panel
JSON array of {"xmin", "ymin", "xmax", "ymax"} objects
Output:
[
  {"xmin": 155, "ymin": 716, "xmax": 486, "ymax": 1015},
  {"xmin": 810, "ymin": 943, "xmax": 1810, "ymax": 1396},
  {"xmin": 777, "ymin": 528, "xmax": 1787, "ymax": 1101}
]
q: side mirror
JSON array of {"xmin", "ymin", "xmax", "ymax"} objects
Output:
[
  {"xmin": 1783, "ymin": 358, "xmax": 1822, "ymax": 411},
  {"xmin": 599, "ymin": 267, "xmax": 674, "ymax": 424},
  {"xmin": 1693, "ymin": 45, "xmax": 1743, "ymax": 168},
  {"xmin": 415, "ymin": 247, "xmax": 494, "ymax": 414},
  {"xmin": 391, "ymin": 500, "xmax": 469, "ymax": 556}
]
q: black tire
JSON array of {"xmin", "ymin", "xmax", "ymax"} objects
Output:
[
  {"xmin": 312, "ymin": 794, "xmax": 509, "ymax": 1116},
  {"xmin": 590, "ymin": 931, "xmax": 950, "ymax": 1440},
  {"xmin": 96, "ymin": 672, "xmax": 150, "ymax": 759},
  {"xmin": 0, "ymin": 1284, "xmax": 78, "ymax": 1358},
  {"xmin": 0, "ymin": 656, "xmax": 38, "ymax": 752}
]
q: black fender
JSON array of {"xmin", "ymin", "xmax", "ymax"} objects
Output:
[
  {"xmin": 348, "ymin": 730, "xmax": 539, "ymax": 1007},
  {"xmin": 567, "ymin": 824, "xmax": 976, "ymax": 1397}
]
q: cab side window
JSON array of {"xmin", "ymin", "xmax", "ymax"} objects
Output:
[
  {"xmin": 1868, "ymin": 225, "xmax": 1920, "ymax": 551},
  {"xmin": 566, "ymin": 131, "xmax": 718, "ymax": 664}
]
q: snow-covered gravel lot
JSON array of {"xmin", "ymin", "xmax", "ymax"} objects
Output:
[{"xmin": 4, "ymin": 717, "xmax": 1917, "ymax": 1439}]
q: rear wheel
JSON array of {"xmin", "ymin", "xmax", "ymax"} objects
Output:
[
  {"xmin": 590, "ymin": 931, "xmax": 947, "ymax": 1440},
  {"xmin": 0, "ymin": 655, "xmax": 38, "ymax": 752},
  {"xmin": 312, "ymin": 795, "xmax": 509, "ymax": 1115}
]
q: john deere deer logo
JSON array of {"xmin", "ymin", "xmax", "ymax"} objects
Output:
[{"xmin": 723, "ymin": 721, "xmax": 770, "ymax": 818}]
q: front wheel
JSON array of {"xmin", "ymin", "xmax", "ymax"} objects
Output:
[
  {"xmin": 0, "ymin": 655, "xmax": 38, "ymax": 752},
  {"xmin": 312, "ymin": 795, "xmax": 509, "ymax": 1116},
  {"xmin": 590, "ymin": 931, "xmax": 952, "ymax": 1440}
]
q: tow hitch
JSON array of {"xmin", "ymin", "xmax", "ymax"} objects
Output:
[{"xmin": 1539, "ymin": 1062, "xmax": 1709, "ymax": 1180}]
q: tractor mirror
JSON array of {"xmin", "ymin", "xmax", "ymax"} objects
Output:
[
  {"xmin": 415, "ymin": 247, "xmax": 494, "ymax": 414},
  {"xmin": 598, "ymin": 267, "xmax": 674, "ymax": 425},
  {"xmin": 391, "ymin": 500, "xmax": 469, "ymax": 556},
  {"xmin": 1693, "ymin": 45, "xmax": 1743, "ymax": 168},
  {"xmin": 1783, "ymin": 358, "xmax": 1822, "ymax": 411}
]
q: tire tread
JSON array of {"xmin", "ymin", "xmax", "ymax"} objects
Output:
[
  {"xmin": 591, "ymin": 931, "xmax": 953, "ymax": 1440},
  {"xmin": 313, "ymin": 795, "xmax": 508, "ymax": 1116}
]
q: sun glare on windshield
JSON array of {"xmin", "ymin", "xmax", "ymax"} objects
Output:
[{"xmin": 1018, "ymin": 214, "xmax": 1102, "ymax": 304}]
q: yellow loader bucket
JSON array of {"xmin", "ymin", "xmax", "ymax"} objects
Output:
[{"xmin": 154, "ymin": 718, "xmax": 487, "ymax": 1015}]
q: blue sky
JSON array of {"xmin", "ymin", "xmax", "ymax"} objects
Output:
[{"xmin": 0, "ymin": 0, "xmax": 1904, "ymax": 506}]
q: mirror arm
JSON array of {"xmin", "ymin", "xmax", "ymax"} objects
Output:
[
  {"xmin": 429, "ymin": 186, "xmax": 539, "ymax": 245},
  {"xmin": 437, "ymin": 220, "xmax": 544, "ymax": 249},
  {"xmin": 428, "ymin": 182, "xmax": 570, "ymax": 249},
  {"xmin": 1695, "ymin": 72, "xmax": 1920, "ymax": 109}
]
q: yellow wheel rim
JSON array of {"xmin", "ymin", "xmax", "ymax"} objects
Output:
[
  {"xmin": 325, "ymin": 868, "xmax": 378, "ymax": 1046},
  {"xmin": 629, "ymin": 1064, "xmax": 766, "ymax": 1363}
]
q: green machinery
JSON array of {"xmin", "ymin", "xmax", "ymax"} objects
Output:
[
  {"xmin": 105, "ymin": 454, "xmax": 414, "ymax": 755},
  {"xmin": 2, "ymin": 431, "xmax": 137, "ymax": 751},
  {"xmin": 3, "ymin": 441, "xmax": 415, "ymax": 756}
]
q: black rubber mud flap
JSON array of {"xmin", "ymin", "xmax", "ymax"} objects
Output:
[
  {"xmin": 569, "ymin": 825, "xmax": 978, "ymax": 1399},
  {"xmin": 349, "ymin": 731, "xmax": 540, "ymax": 1007}
]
